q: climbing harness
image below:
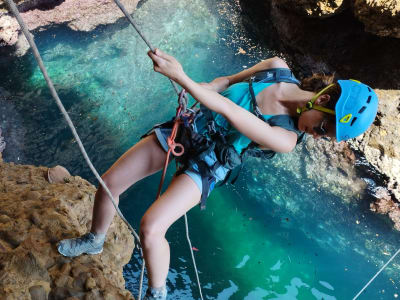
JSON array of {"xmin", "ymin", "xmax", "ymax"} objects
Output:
[
  {"xmin": 5, "ymin": 1, "xmax": 202, "ymax": 299},
  {"xmin": 155, "ymin": 90, "xmax": 186, "ymax": 199}
]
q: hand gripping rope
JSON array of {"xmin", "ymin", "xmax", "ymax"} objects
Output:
[{"xmin": 6, "ymin": 0, "xmax": 203, "ymax": 299}]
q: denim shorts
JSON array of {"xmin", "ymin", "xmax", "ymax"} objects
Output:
[{"xmin": 152, "ymin": 126, "xmax": 230, "ymax": 196}]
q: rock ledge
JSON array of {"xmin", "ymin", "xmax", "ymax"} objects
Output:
[{"xmin": 0, "ymin": 156, "xmax": 135, "ymax": 299}]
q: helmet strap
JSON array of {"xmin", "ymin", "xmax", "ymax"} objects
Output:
[{"xmin": 297, "ymin": 83, "xmax": 336, "ymax": 115}]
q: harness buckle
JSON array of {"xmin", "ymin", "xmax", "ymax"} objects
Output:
[{"xmin": 207, "ymin": 120, "xmax": 217, "ymax": 135}]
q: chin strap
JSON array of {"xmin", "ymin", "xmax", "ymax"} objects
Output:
[{"xmin": 297, "ymin": 84, "xmax": 336, "ymax": 116}]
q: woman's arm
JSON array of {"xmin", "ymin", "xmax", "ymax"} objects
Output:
[
  {"xmin": 200, "ymin": 56, "xmax": 289, "ymax": 93},
  {"xmin": 148, "ymin": 49, "xmax": 297, "ymax": 153}
]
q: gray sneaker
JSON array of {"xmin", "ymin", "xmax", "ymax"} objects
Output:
[
  {"xmin": 57, "ymin": 232, "xmax": 105, "ymax": 257},
  {"xmin": 143, "ymin": 286, "xmax": 167, "ymax": 300}
]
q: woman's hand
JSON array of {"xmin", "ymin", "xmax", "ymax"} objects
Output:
[{"xmin": 148, "ymin": 49, "xmax": 185, "ymax": 82}]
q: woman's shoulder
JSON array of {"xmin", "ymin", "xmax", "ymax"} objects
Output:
[{"xmin": 261, "ymin": 56, "xmax": 290, "ymax": 70}]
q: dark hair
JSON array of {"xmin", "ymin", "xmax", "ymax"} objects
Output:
[{"xmin": 300, "ymin": 73, "xmax": 341, "ymax": 111}]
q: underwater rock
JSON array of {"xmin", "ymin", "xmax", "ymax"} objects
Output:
[
  {"xmin": 0, "ymin": 0, "xmax": 139, "ymax": 55},
  {"xmin": 0, "ymin": 87, "xmax": 26, "ymax": 162},
  {"xmin": 0, "ymin": 158, "xmax": 135, "ymax": 299}
]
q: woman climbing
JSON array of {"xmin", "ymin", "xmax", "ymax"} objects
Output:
[{"xmin": 58, "ymin": 49, "xmax": 378, "ymax": 300}]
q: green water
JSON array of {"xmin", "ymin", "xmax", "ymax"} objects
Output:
[{"xmin": 1, "ymin": 0, "xmax": 400, "ymax": 299}]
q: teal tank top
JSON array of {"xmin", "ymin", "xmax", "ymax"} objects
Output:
[{"xmin": 196, "ymin": 81, "xmax": 275, "ymax": 154}]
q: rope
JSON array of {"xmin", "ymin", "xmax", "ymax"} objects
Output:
[
  {"xmin": 185, "ymin": 213, "xmax": 204, "ymax": 300},
  {"xmin": 353, "ymin": 247, "xmax": 400, "ymax": 300},
  {"xmin": 110, "ymin": 0, "xmax": 190, "ymax": 103}
]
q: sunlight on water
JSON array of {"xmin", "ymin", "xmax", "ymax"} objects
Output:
[{"xmin": 1, "ymin": 0, "xmax": 400, "ymax": 299}]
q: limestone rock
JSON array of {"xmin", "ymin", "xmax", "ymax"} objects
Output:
[
  {"xmin": 349, "ymin": 89, "xmax": 400, "ymax": 205},
  {"xmin": 275, "ymin": 0, "xmax": 346, "ymax": 18},
  {"xmin": 0, "ymin": 159, "xmax": 135, "ymax": 299},
  {"xmin": 47, "ymin": 165, "xmax": 71, "ymax": 184},
  {"xmin": 354, "ymin": 0, "xmax": 400, "ymax": 38}
]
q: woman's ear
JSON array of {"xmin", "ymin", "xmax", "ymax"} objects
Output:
[{"xmin": 315, "ymin": 94, "xmax": 331, "ymax": 105}]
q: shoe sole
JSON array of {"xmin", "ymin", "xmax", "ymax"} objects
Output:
[
  {"xmin": 85, "ymin": 248, "xmax": 103, "ymax": 255},
  {"xmin": 58, "ymin": 247, "xmax": 103, "ymax": 257}
]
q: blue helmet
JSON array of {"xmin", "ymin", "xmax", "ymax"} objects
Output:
[{"xmin": 335, "ymin": 80, "xmax": 378, "ymax": 142}]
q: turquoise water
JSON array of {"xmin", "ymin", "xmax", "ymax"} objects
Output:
[{"xmin": 1, "ymin": 0, "xmax": 400, "ymax": 299}]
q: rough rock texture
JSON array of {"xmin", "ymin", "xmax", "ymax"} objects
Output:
[
  {"xmin": 0, "ymin": 0, "xmax": 139, "ymax": 55},
  {"xmin": 0, "ymin": 157, "xmax": 135, "ymax": 299},
  {"xmin": 275, "ymin": 0, "xmax": 347, "ymax": 18},
  {"xmin": 354, "ymin": 0, "xmax": 400, "ymax": 38},
  {"xmin": 272, "ymin": 0, "xmax": 400, "ymax": 38},
  {"xmin": 349, "ymin": 89, "xmax": 400, "ymax": 223}
]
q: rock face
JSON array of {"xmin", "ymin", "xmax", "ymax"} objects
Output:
[
  {"xmin": 354, "ymin": 0, "xmax": 400, "ymax": 38},
  {"xmin": 0, "ymin": 0, "xmax": 139, "ymax": 55},
  {"xmin": 349, "ymin": 90, "xmax": 400, "ymax": 200},
  {"xmin": 271, "ymin": 0, "xmax": 400, "ymax": 38},
  {"xmin": 0, "ymin": 158, "xmax": 135, "ymax": 299},
  {"xmin": 275, "ymin": 0, "xmax": 347, "ymax": 18}
]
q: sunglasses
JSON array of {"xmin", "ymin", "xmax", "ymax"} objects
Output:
[{"xmin": 313, "ymin": 119, "xmax": 328, "ymax": 136}]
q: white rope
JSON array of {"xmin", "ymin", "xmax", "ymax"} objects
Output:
[
  {"xmin": 184, "ymin": 213, "xmax": 204, "ymax": 300},
  {"xmin": 353, "ymin": 247, "xmax": 400, "ymax": 299},
  {"xmin": 111, "ymin": 0, "xmax": 188, "ymax": 103}
]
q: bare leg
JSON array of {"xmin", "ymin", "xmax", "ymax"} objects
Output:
[
  {"xmin": 91, "ymin": 133, "xmax": 167, "ymax": 234},
  {"xmin": 140, "ymin": 173, "xmax": 201, "ymax": 288}
]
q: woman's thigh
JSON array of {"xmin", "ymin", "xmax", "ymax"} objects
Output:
[
  {"xmin": 102, "ymin": 133, "xmax": 168, "ymax": 196},
  {"xmin": 141, "ymin": 173, "xmax": 201, "ymax": 235}
]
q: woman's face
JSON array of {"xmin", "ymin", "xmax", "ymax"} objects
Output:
[{"xmin": 298, "ymin": 109, "xmax": 336, "ymax": 139}]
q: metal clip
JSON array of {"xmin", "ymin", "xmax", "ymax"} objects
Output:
[{"xmin": 207, "ymin": 120, "xmax": 216, "ymax": 135}]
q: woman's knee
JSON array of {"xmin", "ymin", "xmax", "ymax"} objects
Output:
[
  {"xmin": 98, "ymin": 172, "xmax": 123, "ymax": 198},
  {"xmin": 140, "ymin": 216, "xmax": 167, "ymax": 247}
]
